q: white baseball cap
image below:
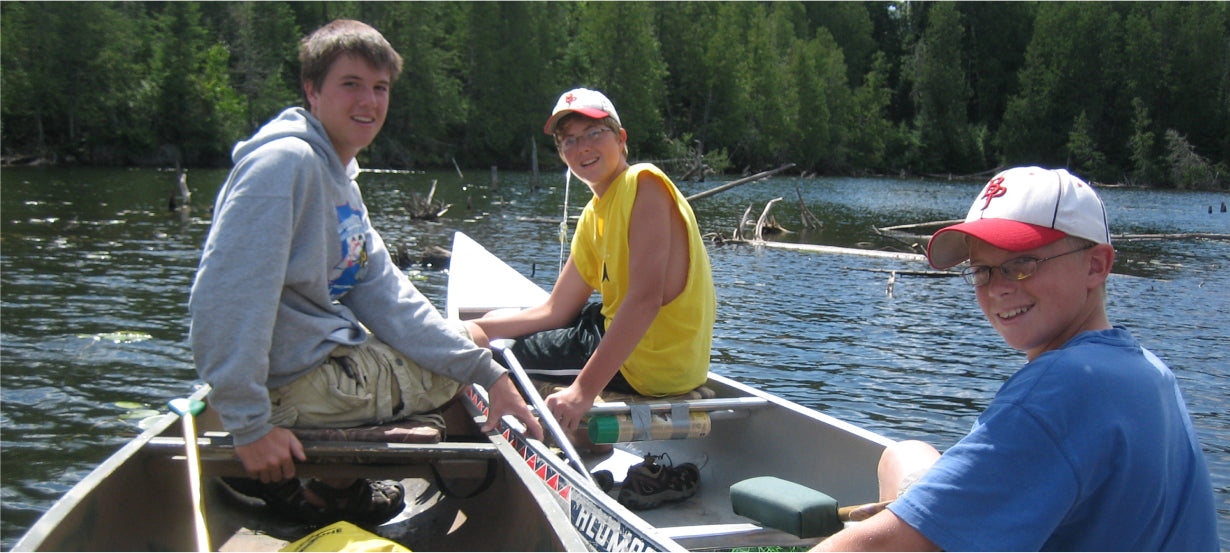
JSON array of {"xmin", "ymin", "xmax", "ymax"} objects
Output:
[
  {"xmin": 926, "ymin": 167, "xmax": 1112, "ymax": 270},
  {"xmin": 543, "ymin": 88, "xmax": 621, "ymax": 135}
]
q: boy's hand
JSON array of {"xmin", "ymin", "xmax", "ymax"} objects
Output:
[
  {"xmin": 483, "ymin": 374, "xmax": 544, "ymax": 440},
  {"xmin": 234, "ymin": 427, "xmax": 306, "ymax": 482},
  {"xmin": 544, "ymin": 384, "xmax": 594, "ymax": 432}
]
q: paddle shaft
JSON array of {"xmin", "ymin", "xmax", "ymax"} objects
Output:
[
  {"xmin": 490, "ymin": 340, "xmax": 596, "ymax": 486},
  {"xmin": 168, "ymin": 399, "xmax": 210, "ymax": 552},
  {"xmin": 839, "ymin": 499, "xmax": 893, "ymax": 522}
]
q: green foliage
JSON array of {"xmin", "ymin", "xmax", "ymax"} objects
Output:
[
  {"xmin": 0, "ymin": 1, "xmax": 1226, "ymax": 188},
  {"xmin": 789, "ymin": 28, "xmax": 853, "ymax": 173},
  {"xmin": 846, "ymin": 52, "xmax": 897, "ymax": 173},
  {"xmin": 909, "ymin": 2, "xmax": 973, "ymax": 174},
  {"xmin": 1127, "ymin": 97, "xmax": 1162, "ymax": 185},
  {"xmin": 662, "ymin": 133, "xmax": 731, "ymax": 177},
  {"xmin": 1067, "ymin": 111, "xmax": 1109, "ymax": 181},
  {"xmin": 225, "ymin": 2, "xmax": 301, "ymax": 131},
  {"xmin": 1165, "ymin": 129, "xmax": 1223, "ymax": 190},
  {"xmin": 999, "ymin": 3, "xmax": 1125, "ymax": 170}
]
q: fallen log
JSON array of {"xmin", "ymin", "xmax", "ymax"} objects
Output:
[
  {"xmin": 686, "ymin": 163, "xmax": 796, "ymax": 202},
  {"xmin": 518, "ymin": 216, "xmax": 579, "ymax": 224},
  {"xmin": 877, "ymin": 220, "xmax": 1229, "ymax": 243},
  {"xmin": 877, "ymin": 220, "xmax": 962, "ymax": 232},
  {"xmin": 1112, "ymin": 233, "xmax": 1230, "ymax": 242},
  {"xmin": 712, "ymin": 237, "xmax": 928, "ymax": 262},
  {"xmin": 842, "ymin": 266, "xmax": 959, "ymax": 278}
]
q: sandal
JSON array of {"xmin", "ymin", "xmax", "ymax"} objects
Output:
[
  {"xmin": 304, "ymin": 478, "xmax": 406, "ymax": 525},
  {"xmin": 222, "ymin": 477, "xmax": 405, "ymax": 525},
  {"xmin": 222, "ymin": 477, "xmax": 331, "ymax": 523}
]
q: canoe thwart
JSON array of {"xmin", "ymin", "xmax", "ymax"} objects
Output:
[{"xmin": 289, "ymin": 420, "xmax": 444, "ymax": 444}]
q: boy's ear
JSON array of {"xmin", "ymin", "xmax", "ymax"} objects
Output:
[
  {"xmin": 1086, "ymin": 243, "xmax": 1115, "ymax": 288},
  {"xmin": 303, "ymin": 81, "xmax": 318, "ymax": 111}
]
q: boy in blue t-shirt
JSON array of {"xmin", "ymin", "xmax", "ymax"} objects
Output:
[{"xmin": 815, "ymin": 167, "xmax": 1217, "ymax": 551}]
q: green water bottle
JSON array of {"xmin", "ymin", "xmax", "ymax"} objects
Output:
[{"xmin": 587, "ymin": 411, "xmax": 711, "ymax": 444}]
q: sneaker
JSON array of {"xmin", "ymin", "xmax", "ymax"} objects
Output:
[
  {"xmin": 591, "ymin": 469, "xmax": 615, "ymax": 493},
  {"xmin": 617, "ymin": 453, "xmax": 699, "ymax": 510}
]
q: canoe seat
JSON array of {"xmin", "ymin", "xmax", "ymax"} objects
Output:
[{"xmin": 290, "ymin": 415, "xmax": 445, "ymax": 444}]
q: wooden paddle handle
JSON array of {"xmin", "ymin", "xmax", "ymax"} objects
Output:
[{"xmin": 839, "ymin": 499, "xmax": 893, "ymax": 522}]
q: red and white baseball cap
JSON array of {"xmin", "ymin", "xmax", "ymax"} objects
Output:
[
  {"xmin": 543, "ymin": 88, "xmax": 621, "ymax": 135},
  {"xmin": 926, "ymin": 167, "xmax": 1111, "ymax": 269}
]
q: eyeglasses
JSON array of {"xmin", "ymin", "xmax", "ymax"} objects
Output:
[
  {"xmin": 557, "ymin": 127, "xmax": 613, "ymax": 153},
  {"xmin": 960, "ymin": 244, "xmax": 1095, "ymax": 286}
]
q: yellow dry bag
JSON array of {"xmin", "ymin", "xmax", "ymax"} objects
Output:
[{"xmin": 279, "ymin": 521, "xmax": 411, "ymax": 552}]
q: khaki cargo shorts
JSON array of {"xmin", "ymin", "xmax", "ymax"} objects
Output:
[{"xmin": 268, "ymin": 324, "xmax": 467, "ymax": 429}]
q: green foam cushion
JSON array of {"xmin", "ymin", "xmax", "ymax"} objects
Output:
[{"xmin": 730, "ymin": 476, "xmax": 843, "ymax": 538}]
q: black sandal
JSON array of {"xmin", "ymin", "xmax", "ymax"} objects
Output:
[
  {"xmin": 304, "ymin": 478, "xmax": 406, "ymax": 525},
  {"xmin": 221, "ymin": 477, "xmax": 331, "ymax": 523}
]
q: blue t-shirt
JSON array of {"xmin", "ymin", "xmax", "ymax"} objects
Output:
[{"xmin": 890, "ymin": 327, "xmax": 1217, "ymax": 551}]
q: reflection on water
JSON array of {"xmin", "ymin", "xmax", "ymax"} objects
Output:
[{"xmin": 2, "ymin": 167, "xmax": 1227, "ymax": 549}]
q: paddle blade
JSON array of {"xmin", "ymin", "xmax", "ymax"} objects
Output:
[{"xmin": 168, "ymin": 398, "xmax": 206, "ymax": 417}]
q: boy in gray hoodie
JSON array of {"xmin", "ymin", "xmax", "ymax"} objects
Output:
[{"xmin": 189, "ymin": 19, "xmax": 541, "ymax": 525}]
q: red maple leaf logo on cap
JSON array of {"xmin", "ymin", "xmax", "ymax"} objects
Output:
[
  {"xmin": 981, "ymin": 177, "xmax": 1007, "ymax": 210},
  {"xmin": 564, "ymin": 93, "xmax": 577, "ymax": 106}
]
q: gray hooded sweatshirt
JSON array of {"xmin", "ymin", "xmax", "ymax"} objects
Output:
[{"xmin": 189, "ymin": 107, "xmax": 504, "ymax": 446}]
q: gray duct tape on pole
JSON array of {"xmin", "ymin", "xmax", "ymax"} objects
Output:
[{"xmin": 671, "ymin": 403, "xmax": 690, "ymax": 439}]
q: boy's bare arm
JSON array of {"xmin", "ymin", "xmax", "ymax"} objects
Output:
[{"xmin": 812, "ymin": 509, "xmax": 939, "ymax": 552}]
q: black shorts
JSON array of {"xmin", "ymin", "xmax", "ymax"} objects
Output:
[{"xmin": 503, "ymin": 301, "xmax": 637, "ymax": 395}]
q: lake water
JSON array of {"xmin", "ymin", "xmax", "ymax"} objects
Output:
[{"xmin": 2, "ymin": 166, "xmax": 1227, "ymax": 548}]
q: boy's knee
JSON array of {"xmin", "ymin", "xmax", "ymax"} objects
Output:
[
  {"xmin": 461, "ymin": 320, "xmax": 489, "ymax": 348},
  {"xmin": 878, "ymin": 440, "xmax": 941, "ymax": 501}
]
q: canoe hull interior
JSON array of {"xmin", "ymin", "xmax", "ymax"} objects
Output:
[{"xmin": 16, "ymin": 398, "xmax": 586, "ymax": 552}]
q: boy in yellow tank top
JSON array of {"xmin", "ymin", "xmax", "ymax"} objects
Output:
[{"xmin": 467, "ymin": 88, "xmax": 716, "ymax": 446}]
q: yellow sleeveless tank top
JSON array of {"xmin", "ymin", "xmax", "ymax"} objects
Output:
[{"xmin": 571, "ymin": 163, "xmax": 715, "ymax": 396}]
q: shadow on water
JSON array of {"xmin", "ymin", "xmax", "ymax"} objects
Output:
[{"xmin": 2, "ymin": 166, "xmax": 1228, "ymax": 549}]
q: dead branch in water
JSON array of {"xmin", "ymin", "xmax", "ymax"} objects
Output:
[
  {"xmin": 795, "ymin": 186, "xmax": 822, "ymax": 230},
  {"xmin": 734, "ymin": 204, "xmax": 756, "ymax": 240},
  {"xmin": 406, "ymin": 180, "xmax": 452, "ymax": 220},
  {"xmin": 710, "ymin": 236, "xmax": 929, "ymax": 262},
  {"xmin": 1112, "ymin": 233, "xmax": 1230, "ymax": 241},
  {"xmin": 686, "ymin": 163, "xmax": 796, "ymax": 202},
  {"xmin": 842, "ymin": 266, "xmax": 959, "ymax": 277},
  {"xmin": 753, "ymin": 198, "xmax": 788, "ymax": 240}
]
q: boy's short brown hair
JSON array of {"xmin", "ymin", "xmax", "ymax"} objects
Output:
[{"xmin": 299, "ymin": 20, "xmax": 403, "ymax": 100}]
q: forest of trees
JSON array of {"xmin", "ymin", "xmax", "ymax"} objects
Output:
[{"xmin": 2, "ymin": 1, "xmax": 1227, "ymax": 189}]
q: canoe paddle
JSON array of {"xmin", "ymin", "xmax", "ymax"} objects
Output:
[
  {"xmin": 489, "ymin": 339, "xmax": 597, "ymax": 486},
  {"xmin": 167, "ymin": 397, "xmax": 210, "ymax": 552}
]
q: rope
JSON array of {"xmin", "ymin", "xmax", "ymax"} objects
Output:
[{"xmin": 558, "ymin": 168, "xmax": 571, "ymax": 274}]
